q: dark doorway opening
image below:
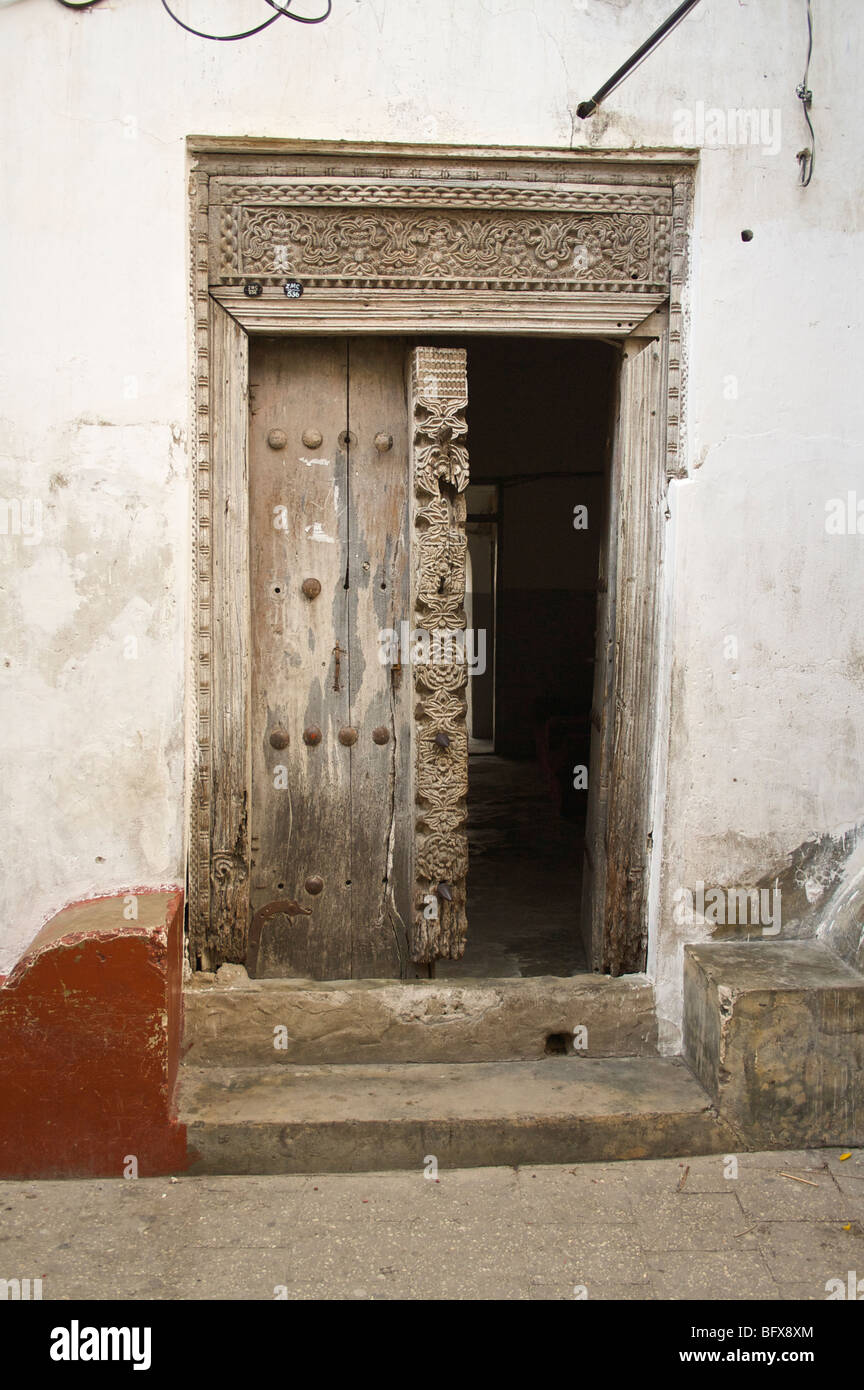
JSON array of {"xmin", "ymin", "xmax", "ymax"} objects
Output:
[{"xmin": 436, "ymin": 337, "xmax": 618, "ymax": 979}]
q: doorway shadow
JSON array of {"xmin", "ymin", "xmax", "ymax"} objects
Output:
[{"xmin": 437, "ymin": 754, "xmax": 587, "ymax": 978}]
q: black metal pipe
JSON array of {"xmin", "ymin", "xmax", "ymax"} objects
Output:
[{"xmin": 576, "ymin": 0, "xmax": 703, "ymax": 118}]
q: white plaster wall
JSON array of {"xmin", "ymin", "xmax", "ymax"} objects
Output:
[{"xmin": 0, "ymin": 0, "xmax": 861, "ymax": 1043}]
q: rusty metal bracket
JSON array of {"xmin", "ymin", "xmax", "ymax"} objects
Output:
[{"xmin": 332, "ymin": 641, "xmax": 345, "ymax": 692}]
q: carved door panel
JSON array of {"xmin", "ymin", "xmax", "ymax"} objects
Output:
[
  {"xmin": 248, "ymin": 339, "xmax": 470, "ymax": 980},
  {"xmin": 407, "ymin": 347, "xmax": 470, "ymax": 968}
]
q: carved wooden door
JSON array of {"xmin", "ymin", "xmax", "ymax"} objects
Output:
[{"xmin": 247, "ymin": 339, "xmax": 469, "ymax": 980}]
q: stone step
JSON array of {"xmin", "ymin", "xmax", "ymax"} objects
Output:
[
  {"xmin": 684, "ymin": 940, "xmax": 864, "ymax": 1148},
  {"xmin": 183, "ymin": 972, "xmax": 657, "ymax": 1067},
  {"xmin": 178, "ymin": 1056, "xmax": 733, "ymax": 1174}
]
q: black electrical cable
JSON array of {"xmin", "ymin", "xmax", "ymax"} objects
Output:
[
  {"xmin": 159, "ymin": 1, "xmax": 279, "ymax": 40},
  {"xmin": 796, "ymin": 0, "xmax": 815, "ymax": 186},
  {"xmin": 263, "ymin": 0, "xmax": 332, "ymax": 20},
  {"xmin": 159, "ymin": 0, "xmax": 330, "ymax": 42}
]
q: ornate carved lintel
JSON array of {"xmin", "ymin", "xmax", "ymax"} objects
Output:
[
  {"xmin": 215, "ymin": 203, "xmax": 667, "ymax": 293},
  {"xmin": 209, "ymin": 172, "xmax": 674, "ymax": 294}
]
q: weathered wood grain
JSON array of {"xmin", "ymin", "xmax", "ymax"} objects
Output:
[
  {"xmin": 249, "ymin": 338, "xmax": 352, "ymax": 977},
  {"xmin": 345, "ymin": 339, "xmax": 411, "ymax": 976},
  {"xmin": 581, "ymin": 357, "xmax": 620, "ymax": 973},
  {"xmin": 205, "ymin": 301, "xmax": 251, "ymax": 967},
  {"xmin": 248, "ymin": 338, "xmax": 411, "ymax": 978},
  {"xmin": 602, "ymin": 328, "xmax": 667, "ymax": 975}
]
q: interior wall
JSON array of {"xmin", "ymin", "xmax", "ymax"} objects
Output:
[{"xmin": 465, "ymin": 525, "xmax": 495, "ymax": 742}]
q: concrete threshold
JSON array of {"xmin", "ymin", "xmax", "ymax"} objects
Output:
[
  {"xmin": 183, "ymin": 971, "xmax": 657, "ymax": 1066},
  {"xmin": 178, "ymin": 1056, "xmax": 734, "ymax": 1174}
]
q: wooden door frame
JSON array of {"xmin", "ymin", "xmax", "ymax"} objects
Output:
[{"xmin": 187, "ymin": 138, "xmax": 695, "ymax": 973}]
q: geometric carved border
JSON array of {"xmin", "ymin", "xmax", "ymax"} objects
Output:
[
  {"xmin": 187, "ymin": 141, "xmax": 695, "ymax": 968},
  {"xmin": 188, "ymin": 167, "xmax": 211, "ymax": 966}
]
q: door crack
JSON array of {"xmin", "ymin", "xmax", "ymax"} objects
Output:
[{"xmin": 383, "ymin": 669, "xmax": 409, "ymax": 976}]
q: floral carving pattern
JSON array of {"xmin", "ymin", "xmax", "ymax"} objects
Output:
[
  {"xmin": 233, "ymin": 209, "xmax": 659, "ymax": 287},
  {"xmin": 410, "ymin": 348, "xmax": 470, "ymax": 964}
]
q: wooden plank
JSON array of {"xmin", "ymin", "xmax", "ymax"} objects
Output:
[
  {"xmin": 248, "ymin": 338, "xmax": 353, "ymax": 978},
  {"xmin": 206, "ymin": 301, "xmax": 252, "ymax": 967},
  {"xmin": 344, "ymin": 339, "xmax": 411, "ymax": 976},
  {"xmin": 209, "ymin": 288, "xmax": 665, "ymax": 340},
  {"xmin": 580, "ymin": 362, "xmax": 620, "ymax": 973},
  {"xmin": 602, "ymin": 330, "xmax": 666, "ymax": 975}
]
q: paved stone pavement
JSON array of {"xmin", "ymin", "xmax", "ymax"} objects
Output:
[{"xmin": 2, "ymin": 1148, "xmax": 862, "ymax": 1300}]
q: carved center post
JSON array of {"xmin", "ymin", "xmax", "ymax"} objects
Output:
[{"xmin": 409, "ymin": 347, "xmax": 471, "ymax": 963}]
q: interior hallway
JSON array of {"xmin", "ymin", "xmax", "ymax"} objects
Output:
[{"xmin": 437, "ymin": 755, "xmax": 587, "ymax": 979}]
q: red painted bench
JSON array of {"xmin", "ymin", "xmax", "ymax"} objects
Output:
[{"xmin": 0, "ymin": 890, "xmax": 188, "ymax": 1178}]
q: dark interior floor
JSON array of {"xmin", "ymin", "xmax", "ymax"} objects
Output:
[{"xmin": 437, "ymin": 755, "xmax": 588, "ymax": 979}]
